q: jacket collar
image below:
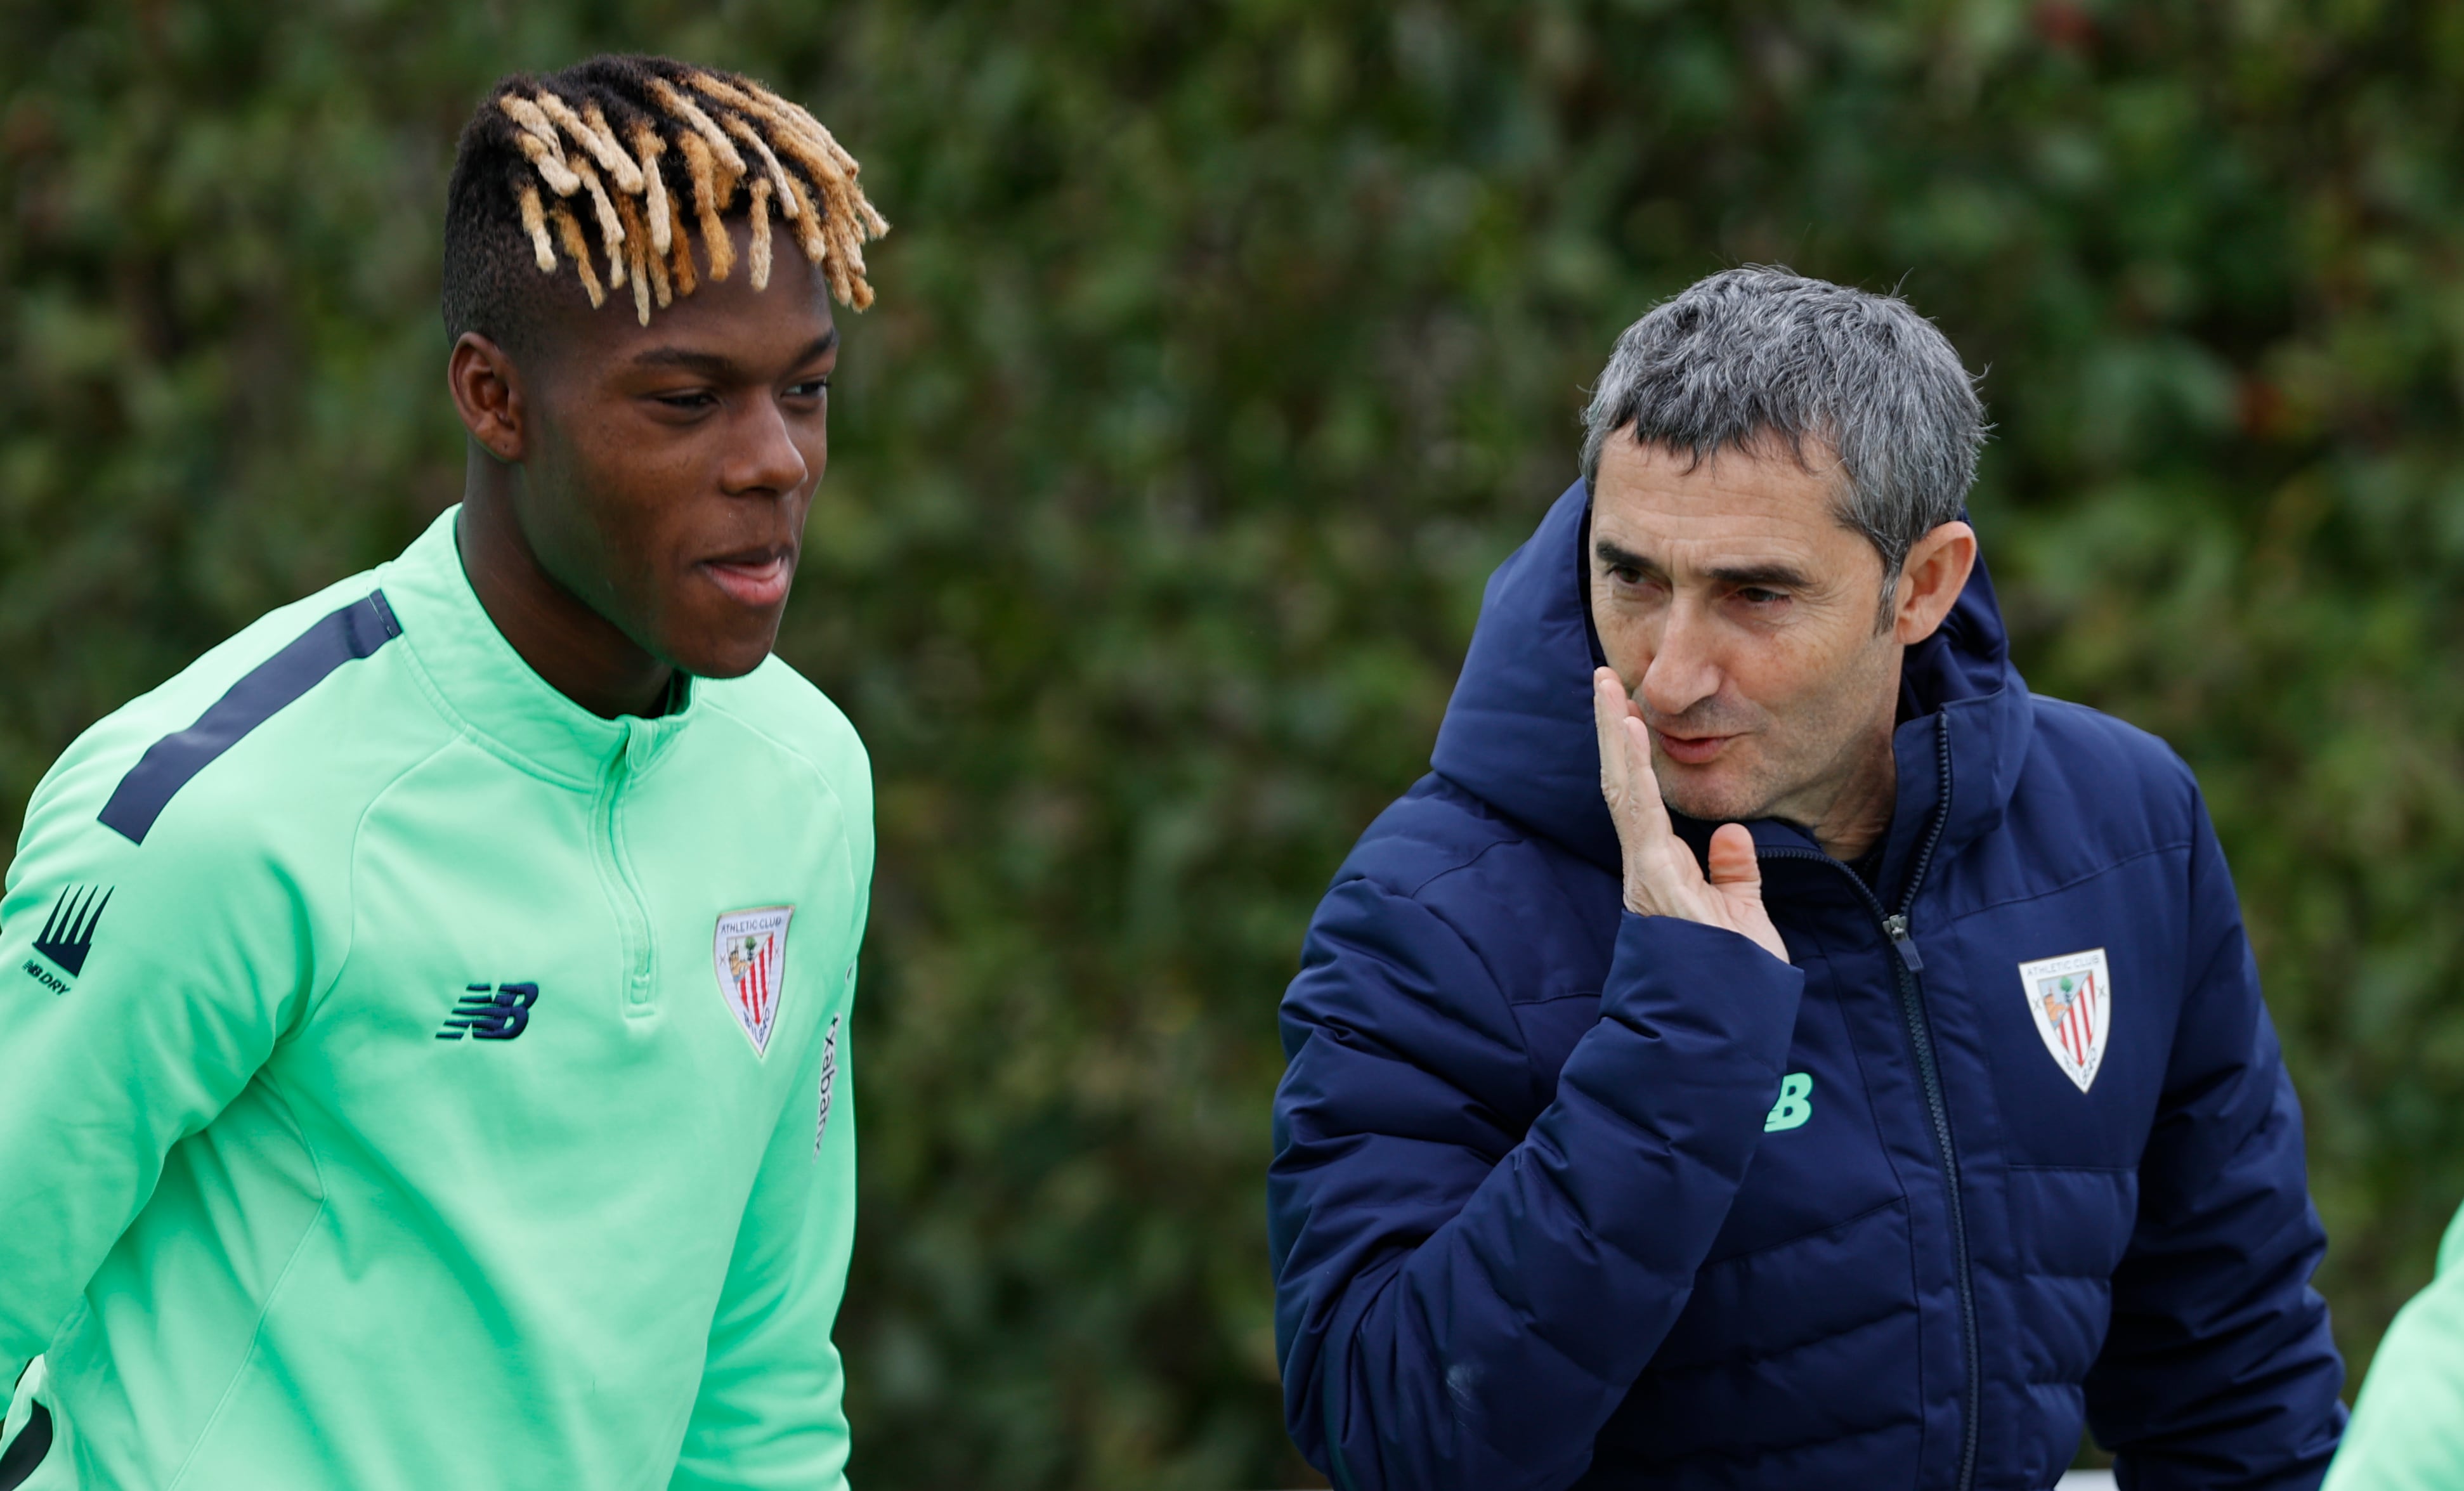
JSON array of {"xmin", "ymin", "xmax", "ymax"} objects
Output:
[
  {"xmin": 1429, "ymin": 480, "xmax": 2034, "ymax": 893},
  {"xmin": 378, "ymin": 507, "xmax": 698, "ymax": 790}
]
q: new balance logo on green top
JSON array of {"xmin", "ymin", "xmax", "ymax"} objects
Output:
[
  {"xmin": 436, "ymin": 983, "xmax": 538, "ymax": 1041},
  {"xmin": 0, "ymin": 56, "xmax": 881, "ymax": 1490}
]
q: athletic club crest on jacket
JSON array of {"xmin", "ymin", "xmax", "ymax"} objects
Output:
[
  {"xmin": 714, "ymin": 906, "xmax": 793, "ymax": 1056},
  {"xmin": 2017, "ymin": 947, "xmax": 2111, "ymax": 1091}
]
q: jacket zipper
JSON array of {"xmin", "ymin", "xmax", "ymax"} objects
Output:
[
  {"xmin": 599, "ymin": 720, "xmax": 658, "ymax": 1008},
  {"xmin": 1759, "ymin": 715, "xmax": 1978, "ymax": 1491}
]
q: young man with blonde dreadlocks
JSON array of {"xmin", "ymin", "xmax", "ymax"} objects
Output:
[{"xmin": 0, "ymin": 55, "xmax": 885, "ymax": 1490}]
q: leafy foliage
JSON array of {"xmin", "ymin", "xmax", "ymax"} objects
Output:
[{"xmin": 8, "ymin": 1, "xmax": 2464, "ymax": 1485}]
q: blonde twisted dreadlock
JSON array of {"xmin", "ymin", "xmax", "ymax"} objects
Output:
[{"xmin": 441, "ymin": 56, "xmax": 886, "ymax": 346}]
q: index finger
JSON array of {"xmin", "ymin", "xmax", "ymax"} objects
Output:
[
  {"xmin": 1617, "ymin": 712, "xmax": 1681, "ymax": 848},
  {"xmin": 1592, "ymin": 667, "xmax": 1634, "ymax": 792},
  {"xmin": 1596, "ymin": 670, "xmax": 1681, "ymax": 851}
]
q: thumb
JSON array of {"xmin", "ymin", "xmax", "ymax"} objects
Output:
[{"xmin": 1705, "ymin": 823, "xmax": 1763, "ymax": 895}]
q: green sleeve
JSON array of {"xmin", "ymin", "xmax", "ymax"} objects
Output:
[
  {"xmin": 667, "ymin": 1010, "xmax": 859, "ymax": 1491},
  {"xmin": 2326, "ymin": 1199, "xmax": 2464, "ymax": 1489},
  {"xmin": 0, "ymin": 754, "xmax": 326, "ymax": 1377},
  {"xmin": 667, "ymin": 701, "xmax": 871, "ymax": 1490}
]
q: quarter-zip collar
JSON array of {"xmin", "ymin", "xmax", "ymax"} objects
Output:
[
  {"xmin": 379, "ymin": 507, "xmax": 698, "ymax": 790},
  {"xmin": 1428, "ymin": 479, "xmax": 2034, "ymax": 887}
]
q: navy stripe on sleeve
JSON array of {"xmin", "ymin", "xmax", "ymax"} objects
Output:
[
  {"xmin": 0, "ymin": 1401, "xmax": 53, "ymax": 1490},
  {"xmin": 98, "ymin": 590, "xmax": 402, "ymax": 845}
]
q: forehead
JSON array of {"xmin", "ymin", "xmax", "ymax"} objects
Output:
[
  {"xmin": 1591, "ymin": 434, "xmax": 1866, "ymax": 573},
  {"xmin": 531, "ymin": 221, "xmax": 837, "ymax": 377}
]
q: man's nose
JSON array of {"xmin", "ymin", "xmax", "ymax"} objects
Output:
[
  {"xmin": 1640, "ymin": 599, "xmax": 1723, "ymax": 718},
  {"xmin": 722, "ymin": 398, "xmax": 812, "ymax": 498}
]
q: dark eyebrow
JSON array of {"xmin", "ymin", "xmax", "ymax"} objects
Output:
[
  {"xmin": 1593, "ymin": 539, "xmax": 1664, "ymax": 577},
  {"xmin": 1594, "ymin": 539, "xmax": 1811, "ymax": 591},
  {"xmin": 1704, "ymin": 562, "xmax": 1813, "ymax": 590},
  {"xmin": 627, "ymin": 327, "xmax": 840, "ymax": 377}
]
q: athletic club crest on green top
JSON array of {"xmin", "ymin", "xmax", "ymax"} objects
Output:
[
  {"xmin": 714, "ymin": 906, "xmax": 793, "ymax": 1057},
  {"xmin": 2015, "ymin": 947, "xmax": 2111, "ymax": 1093}
]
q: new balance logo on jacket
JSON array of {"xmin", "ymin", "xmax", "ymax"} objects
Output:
[{"xmin": 1270, "ymin": 482, "xmax": 2343, "ymax": 1490}]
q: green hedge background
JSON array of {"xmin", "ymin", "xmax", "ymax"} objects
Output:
[{"xmin": 8, "ymin": 1, "xmax": 2464, "ymax": 1485}]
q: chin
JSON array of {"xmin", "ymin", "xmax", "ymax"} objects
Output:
[
  {"xmin": 669, "ymin": 630, "xmax": 781, "ymax": 682},
  {"xmin": 1657, "ymin": 770, "xmax": 1774, "ymax": 828}
]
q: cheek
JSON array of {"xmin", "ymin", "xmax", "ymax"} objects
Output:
[
  {"xmin": 1589, "ymin": 585, "xmax": 1656, "ymax": 675},
  {"xmin": 1761, "ymin": 629, "xmax": 1893, "ymax": 734},
  {"xmin": 1718, "ymin": 620, "xmax": 1860, "ymax": 719},
  {"xmin": 556, "ymin": 456, "xmax": 700, "ymax": 603}
]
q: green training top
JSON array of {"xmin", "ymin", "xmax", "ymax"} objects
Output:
[
  {"xmin": 0, "ymin": 509, "xmax": 871, "ymax": 1490},
  {"xmin": 2326, "ymin": 1196, "xmax": 2464, "ymax": 1490}
]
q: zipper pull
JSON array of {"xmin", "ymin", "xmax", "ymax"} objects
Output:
[{"xmin": 1883, "ymin": 914, "xmax": 1925, "ymax": 972}]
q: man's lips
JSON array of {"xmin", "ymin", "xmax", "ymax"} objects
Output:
[
  {"xmin": 700, "ymin": 550, "xmax": 795, "ymax": 608},
  {"xmin": 1650, "ymin": 727, "xmax": 1737, "ymax": 766}
]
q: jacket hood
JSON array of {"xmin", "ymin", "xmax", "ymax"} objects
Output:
[{"xmin": 1429, "ymin": 480, "xmax": 2033, "ymax": 883}]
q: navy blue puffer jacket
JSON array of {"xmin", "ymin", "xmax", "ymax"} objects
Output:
[{"xmin": 1269, "ymin": 482, "xmax": 2345, "ymax": 1490}]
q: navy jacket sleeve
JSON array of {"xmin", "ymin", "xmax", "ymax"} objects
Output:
[
  {"xmin": 2085, "ymin": 802, "xmax": 2345, "ymax": 1490},
  {"xmin": 1269, "ymin": 872, "xmax": 1804, "ymax": 1491}
]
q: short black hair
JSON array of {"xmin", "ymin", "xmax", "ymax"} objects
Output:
[{"xmin": 441, "ymin": 54, "xmax": 887, "ymax": 355}]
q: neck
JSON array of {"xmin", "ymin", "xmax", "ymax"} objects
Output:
[
  {"xmin": 1810, "ymin": 726, "xmax": 1899, "ymax": 863},
  {"xmin": 1805, "ymin": 645, "xmax": 1909, "ymax": 862},
  {"xmin": 456, "ymin": 448, "xmax": 674, "ymax": 719}
]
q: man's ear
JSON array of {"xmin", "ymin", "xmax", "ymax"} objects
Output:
[
  {"xmin": 1891, "ymin": 520, "xmax": 1979, "ymax": 645},
  {"xmin": 448, "ymin": 332, "xmax": 528, "ymax": 464}
]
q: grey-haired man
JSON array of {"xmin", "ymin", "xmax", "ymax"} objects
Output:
[{"xmin": 1270, "ymin": 267, "xmax": 2343, "ymax": 1489}]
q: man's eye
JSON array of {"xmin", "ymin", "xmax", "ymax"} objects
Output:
[
  {"xmin": 787, "ymin": 377, "xmax": 831, "ymax": 399},
  {"xmin": 1609, "ymin": 566, "xmax": 1644, "ymax": 586},
  {"xmin": 1737, "ymin": 587, "xmax": 1787, "ymax": 605},
  {"xmin": 655, "ymin": 391, "xmax": 717, "ymax": 410}
]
